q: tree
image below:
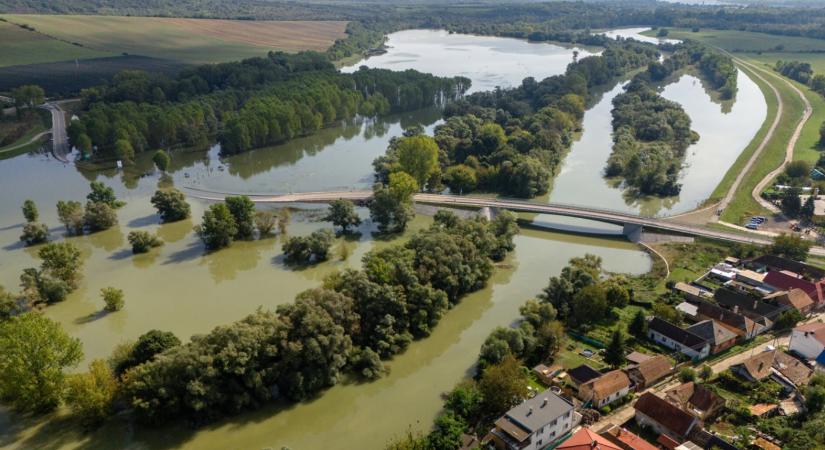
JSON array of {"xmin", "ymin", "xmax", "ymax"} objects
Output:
[
  {"xmin": 152, "ymin": 149, "xmax": 171, "ymax": 172},
  {"xmin": 11, "ymin": 84, "xmax": 44, "ymax": 110},
  {"xmin": 83, "ymin": 201, "xmax": 118, "ymax": 232},
  {"xmin": 570, "ymin": 284, "xmax": 609, "ymax": 326},
  {"xmin": 478, "ymin": 355, "xmax": 529, "ymax": 418},
  {"xmin": 283, "ymin": 229, "xmax": 334, "ymax": 264},
  {"xmin": 254, "ymin": 210, "xmax": 276, "ymax": 236},
  {"xmin": 115, "ymin": 329, "xmax": 180, "ymax": 375},
  {"xmin": 700, "ymin": 365, "xmax": 713, "ymax": 380},
  {"xmin": 774, "ymin": 309, "xmax": 804, "ymax": 331},
  {"xmin": 802, "ymin": 195, "xmax": 816, "ymax": 221},
  {"xmin": 150, "ymin": 189, "xmax": 190, "ymax": 222},
  {"xmin": 22, "ymin": 199, "xmax": 38, "ymax": 222},
  {"xmin": 87, "ymin": 181, "xmax": 122, "ymax": 208},
  {"xmin": 0, "ymin": 285, "xmax": 19, "ymax": 321},
  {"xmin": 38, "ymin": 242, "xmax": 83, "ymax": 289},
  {"xmin": 57, "ymin": 200, "xmax": 84, "ymax": 235},
  {"xmin": 20, "ymin": 222, "xmax": 49, "ymax": 246},
  {"xmin": 323, "ymin": 199, "xmax": 361, "ymax": 233},
  {"xmin": 350, "ymin": 347, "xmax": 386, "ymax": 380},
  {"xmin": 679, "ymin": 367, "xmax": 697, "ymax": 383},
  {"xmin": 65, "ymin": 359, "xmax": 117, "ymax": 427},
  {"xmin": 114, "ymin": 139, "xmax": 135, "ymax": 165},
  {"xmin": 195, "ymin": 203, "xmax": 238, "ymax": 250},
  {"xmin": 445, "ymin": 380, "xmax": 482, "ymax": 422},
  {"xmin": 370, "ymin": 179, "xmax": 414, "ymax": 234},
  {"xmin": 127, "ymin": 230, "xmax": 163, "ymax": 254},
  {"xmin": 427, "ymin": 412, "xmax": 466, "ymax": 450},
  {"xmin": 771, "ymin": 233, "xmax": 812, "ymax": 261},
  {"xmin": 395, "ymin": 135, "xmax": 440, "ymax": 189},
  {"xmin": 101, "ymin": 287, "xmax": 125, "ymax": 312},
  {"xmin": 820, "ymin": 121, "xmax": 825, "ymax": 148},
  {"xmin": 785, "ymin": 160, "xmax": 811, "ymax": 179},
  {"xmin": 652, "ymin": 303, "xmax": 683, "ymax": 325},
  {"xmin": 657, "ymin": 28, "xmax": 670, "ymax": 37},
  {"xmin": 225, "ymin": 195, "xmax": 256, "ymax": 240},
  {"xmin": 604, "ymin": 329, "xmax": 626, "ymax": 368},
  {"xmin": 628, "ymin": 310, "xmax": 648, "ymax": 338},
  {"xmin": 443, "ymin": 164, "xmax": 477, "ymax": 194},
  {"xmin": 781, "ymin": 188, "xmax": 802, "ymax": 217},
  {"xmin": 0, "ymin": 313, "xmax": 83, "ymax": 412}
]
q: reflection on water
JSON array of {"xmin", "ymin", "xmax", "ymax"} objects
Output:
[
  {"xmin": 599, "ymin": 27, "xmax": 681, "ymax": 46},
  {"xmin": 342, "ymin": 29, "xmax": 597, "ymax": 93}
]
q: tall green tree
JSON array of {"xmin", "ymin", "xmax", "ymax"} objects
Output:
[
  {"xmin": 225, "ymin": 196, "xmax": 256, "ymax": 240},
  {"xmin": 65, "ymin": 359, "xmax": 118, "ymax": 427},
  {"xmin": 150, "ymin": 189, "xmax": 190, "ymax": 222},
  {"xmin": 152, "ymin": 149, "xmax": 171, "ymax": 172},
  {"xmin": 195, "ymin": 203, "xmax": 238, "ymax": 250},
  {"xmin": 57, "ymin": 200, "xmax": 84, "ymax": 235},
  {"xmin": 11, "ymin": 84, "xmax": 44, "ymax": 110},
  {"xmin": 604, "ymin": 329, "xmax": 626, "ymax": 368},
  {"xmin": 0, "ymin": 313, "xmax": 83, "ymax": 412},
  {"xmin": 395, "ymin": 135, "xmax": 440, "ymax": 189},
  {"xmin": 38, "ymin": 242, "xmax": 83, "ymax": 289},
  {"xmin": 771, "ymin": 233, "xmax": 812, "ymax": 261},
  {"xmin": 87, "ymin": 181, "xmax": 121, "ymax": 208},
  {"xmin": 21, "ymin": 199, "xmax": 38, "ymax": 223},
  {"xmin": 478, "ymin": 354, "xmax": 529, "ymax": 418}
]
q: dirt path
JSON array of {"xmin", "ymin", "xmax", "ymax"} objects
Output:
[
  {"xmin": 0, "ymin": 130, "xmax": 49, "ymax": 154},
  {"xmin": 734, "ymin": 57, "xmax": 814, "ymax": 214}
]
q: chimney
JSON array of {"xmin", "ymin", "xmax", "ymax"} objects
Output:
[
  {"xmin": 753, "ymin": 300, "xmax": 758, "ymax": 310},
  {"xmin": 733, "ymin": 305, "xmax": 739, "ymax": 315},
  {"xmin": 542, "ymin": 398, "xmax": 548, "ymax": 408},
  {"xmin": 527, "ymin": 407, "xmax": 533, "ymax": 416}
]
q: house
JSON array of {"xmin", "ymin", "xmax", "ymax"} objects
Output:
[
  {"xmin": 579, "ymin": 370, "xmax": 631, "ymax": 408},
  {"xmin": 567, "ymin": 364, "xmax": 603, "ymax": 388},
  {"xmin": 764, "ymin": 270, "xmax": 825, "ymax": 307},
  {"xmin": 789, "ymin": 322, "xmax": 825, "ymax": 360},
  {"xmin": 599, "ymin": 424, "xmax": 659, "ymax": 450},
  {"xmin": 664, "ymin": 382, "xmax": 726, "ymax": 422},
  {"xmin": 684, "ymin": 320, "xmax": 737, "ymax": 355},
  {"xmin": 633, "ymin": 393, "xmax": 699, "ymax": 442},
  {"xmin": 763, "ymin": 288, "xmax": 814, "ymax": 315},
  {"xmin": 647, "ymin": 317, "xmax": 710, "ymax": 360},
  {"xmin": 556, "ymin": 428, "xmax": 622, "ymax": 450},
  {"xmin": 673, "ymin": 282, "xmax": 712, "ymax": 303},
  {"xmin": 714, "ymin": 287, "xmax": 788, "ymax": 325},
  {"xmin": 735, "ymin": 269, "xmax": 769, "ymax": 290},
  {"xmin": 772, "ymin": 351, "xmax": 813, "ymax": 389},
  {"xmin": 748, "ymin": 254, "xmax": 825, "ymax": 282},
  {"xmin": 484, "ymin": 389, "xmax": 580, "ymax": 450},
  {"xmin": 695, "ymin": 300, "xmax": 765, "ymax": 339},
  {"xmin": 732, "ymin": 350, "xmax": 775, "ymax": 382},
  {"xmin": 625, "ymin": 355, "xmax": 673, "ymax": 391}
]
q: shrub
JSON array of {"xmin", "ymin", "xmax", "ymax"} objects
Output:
[
  {"xmin": 19, "ymin": 222, "xmax": 49, "ymax": 246},
  {"xmin": 101, "ymin": 287, "xmax": 124, "ymax": 312},
  {"xmin": 127, "ymin": 231, "xmax": 163, "ymax": 254}
]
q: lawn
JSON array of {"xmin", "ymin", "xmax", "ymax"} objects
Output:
[
  {"xmin": 0, "ymin": 20, "xmax": 111, "ymax": 67},
  {"xmin": 0, "ymin": 15, "xmax": 348, "ymax": 65}
]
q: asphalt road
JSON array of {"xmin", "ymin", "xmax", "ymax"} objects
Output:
[{"xmin": 41, "ymin": 101, "xmax": 69, "ymax": 163}]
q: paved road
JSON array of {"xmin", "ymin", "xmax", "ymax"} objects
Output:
[
  {"xmin": 41, "ymin": 102, "xmax": 70, "ymax": 163},
  {"xmin": 183, "ymin": 188, "xmax": 825, "ymax": 256}
]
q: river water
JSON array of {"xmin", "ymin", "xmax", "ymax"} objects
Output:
[{"xmin": 0, "ymin": 28, "xmax": 766, "ymax": 450}]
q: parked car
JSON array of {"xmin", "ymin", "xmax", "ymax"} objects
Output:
[{"xmin": 746, "ymin": 222, "xmax": 759, "ymax": 230}]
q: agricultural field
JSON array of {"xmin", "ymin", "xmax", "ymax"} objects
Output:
[
  {"xmin": 0, "ymin": 15, "xmax": 348, "ymax": 65},
  {"xmin": 0, "ymin": 19, "xmax": 111, "ymax": 67}
]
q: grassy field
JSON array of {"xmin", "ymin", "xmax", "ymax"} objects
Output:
[
  {"xmin": 0, "ymin": 15, "xmax": 348, "ymax": 65},
  {"xmin": 0, "ymin": 20, "xmax": 111, "ymax": 67},
  {"xmin": 649, "ymin": 28, "xmax": 825, "ymax": 54}
]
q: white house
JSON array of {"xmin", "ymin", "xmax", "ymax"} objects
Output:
[
  {"xmin": 790, "ymin": 323, "xmax": 825, "ymax": 366},
  {"xmin": 648, "ymin": 317, "xmax": 710, "ymax": 361},
  {"xmin": 484, "ymin": 389, "xmax": 581, "ymax": 450},
  {"xmin": 578, "ymin": 370, "xmax": 631, "ymax": 408}
]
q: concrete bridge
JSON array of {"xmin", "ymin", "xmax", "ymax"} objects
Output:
[{"xmin": 183, "ymin": 188, "xmax": 825, "ymax": 255}]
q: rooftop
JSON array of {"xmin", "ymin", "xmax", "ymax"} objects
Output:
[
  {"xmin": 557, "ymin": 428, "xmax": 622, "ymax": 450},
  {"xmin": 685, "ymin": 320, "xmax": 737, "ymax": 347},
  {"xmin": 749, "ymin": 254, "xmax": 825, "ymax": 281},
  {"xmin": 773, "ymin": 351, "xmax": 813, "ymax": 386},
  {"xmin": 714, "ymin": 287, "xmax": 788, "ymax": 321},
  {"xmin": 634, "ymin": 393, "xmax": 697, "ymax": 438},
  {"xmin": 764, "ymin": 288, "xmax": 814, "ymax": 312},
  {"xmin": 600, "ymin": 425, "xmax": 658, "ymax": 450},
  {"xmin": 584, "ymin": 370, "xmax": 630, "ymax": 400},
  {"xmin": 568, "ymin": 364, "xmax": 603, "ymax": 384},
  {"xmin": 629, "ymin": 355, "xmax": 673, "ymax": 384},
  {"xmin": 664, "ymin": 381, "xmax": 724, "ymax": 415},
  {"xmin": 501, "ymin": 389, "xmax": 574, "ymax": 438},
  {"xmin": 648, "ymin": 317, "xmax": 707, "ymax": 350},
  {"xmin": 735, "ymin": 350, "xmax": 775, "ymax": 380},
  {"xmin": 794, "ymin": 322, "xmax": 825, "ymax": 346}
]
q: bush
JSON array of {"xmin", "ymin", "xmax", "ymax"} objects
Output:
[
  {"xmin": 83, "ymin": 202, "xmax": 118, "ymax": 232},
  {"xmin": 19, "ymin": 222, "xmax": 49, "ymax": 246},
  {"xmin": 101, "ymin": 287, "xmax": 124, "ymax": 312},
  {"xmin": 127, "ymin": 231, "xmax": 163, "ymax": 254},
  {"xmin": 679, "ymin": 367, "xmax": 697, "ymax": 383},
  {"xmin": 150, "ymin": 189, "xmax": 190, "ymax": 222},
  {"xmin": 283, "ymin": 229, "xmax": 334, "ymax": 264}
]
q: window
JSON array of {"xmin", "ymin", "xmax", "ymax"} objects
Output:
[
  {"xmin": 538, "ymin": 426, "xmax": 544, "ymax": 434},
  {"xmin": 537, "ymin": 439, "xmax": 543, "ymax": 446},
  {"xmin": 551, "ymin": 419, "xmax": 557, "ymax": 426},
  {"xmin": 565, "ymin": 411, "xmax": 571, "ymax": 419}
]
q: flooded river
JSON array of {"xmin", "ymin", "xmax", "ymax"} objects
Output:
[{"xmin": 0, "ymin": 27, "xmax": 766, "ymax": 449}]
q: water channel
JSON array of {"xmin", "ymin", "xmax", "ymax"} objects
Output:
[{"xmin": 0, "ymin": 28, "xmax": 766, "ymax": 449}]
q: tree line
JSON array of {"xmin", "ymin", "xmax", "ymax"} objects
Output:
[
  {"xmin": 372, "ymin": 41, "xmax": 661, "ymax": 199},
  {"xmin": 67, "ymin": 51, "xmax": 469, "ymax": 160},
  {"xmin": 651, "ymin": 40, "xmax": 738, "ymax": 100}
]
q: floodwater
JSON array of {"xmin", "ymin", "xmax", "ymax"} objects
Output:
[
  {"xmin": 0, "ymin": 27, "xmax": 769, "ymax": 449},
  {"xmin": 599, "ymin": 27, "xmax": 681, "ymax": 46},
  {"xmin": 341, "ymin": 29, "xmax": 597, "ymax": 93}
]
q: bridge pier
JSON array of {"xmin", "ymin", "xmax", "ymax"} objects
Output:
[{"xmin": 622, "ymin": 223, "xmax": 643, "ymax": 243}]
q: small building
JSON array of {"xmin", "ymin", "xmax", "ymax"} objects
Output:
[
  {"xmin": 599, "ymin": 424, "xmax": 659, "ymax": 450},
  {"xmin": 764, "ymin": 270, "xmax": 825, "ymax": 307},
  {"xmin": 634, "ymin": 393, "xmax": 699, "ymax": 443},
  {"xmin": 685, "ymin": 320, "xmax": 737, "ymax": 355},
  {"xmin": 708, "ymin": 263, "xmax": 738, "ymax": 282},
  {"xmin": 556, "ymin": 427, "xmax": 622, "ymax": 450},
  {"xmin": 752, "ymin": 437, "xmax": 781, "ymax": 450},
  {"xmin": 772, "ymin": 351, "xmax": 813, "ymax": 389},
  {"xmin": 484, "ymin": 389, "xmax": 580, "ymax": 450},
  {"xmin": 579, "ymin": 370, "xmax": 631, "ymax": 408},
  {"xmin": 567, "ymin": 364, "xmax": 603, "ymax": 389},
  {"xmin": 625, "ymin": 351, "xmax": 653, "ymax": 366},
  {"xmin": 647, "ymin": 317, "xmax": 710, "ymax": 361},
  {"xmin": 789, "ymin": 322, "xmax": 825, "ymax": 360},
  {"xmin": 764, "ymin": 288, "xmax": 814, "ymax": 316},
  {"xmin": 533, "ymin": 364, "xmax": 561, "ymax": 386},
  {"xmin": 749, "ymin": 403, "xmax": 779, "ymax": 418},
  {"xmin": 673, "ymin": 282, "xmax": 712, "ymax": 303},
  {"xmin": 732, "ymin": 350, "xmax": 775, "ymax": 382},
  {"xmin": 664, "ymin": 382, "xmax": 726, "ymax": 422},
  {"xmin": 675, "ymin": 302, "xmax": 699, "ymax": 321},
  {"xmin": 714, "ymin": 287, "xmax": 788, "ymax": 325},
  {"xmin": 735, "ymin": 269, "xmax": 768, "ymax": 289},
  {"xmin": 625, "ymin": 355, "xmax": 673, "ymax": 391}
]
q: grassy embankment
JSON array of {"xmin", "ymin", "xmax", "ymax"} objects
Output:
[{"xmin": 0, "ymin": 15, "xmax": 348, "ymax": 65}]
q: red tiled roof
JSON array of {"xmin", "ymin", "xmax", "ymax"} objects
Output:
[
  {"xmin": 603, "ymin": 427, "xmax": 658, "ymax": 450},
  {"xmin": 634, "ymin": 393, "xmax": 696, "ymax": 438},
  {"xmin": 558, "ymin": 428, "xmax": 622, "ymax": 450},
  {"xmin": 764, "ymin": 271, "xmax": 823, "ymax": 304}
]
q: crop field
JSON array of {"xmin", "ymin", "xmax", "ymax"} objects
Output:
[
  {"xmin": 0, "ymin": 20, "xmax": 111, "ymax": 67},
  {"xmin": 0, "ymin": 15, "xmax": 348, "ymax": 65}
]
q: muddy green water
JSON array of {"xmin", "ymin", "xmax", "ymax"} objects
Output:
[{"xmin": 0, "ymin": 28, "xmax": 766, "ymax": 449}]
